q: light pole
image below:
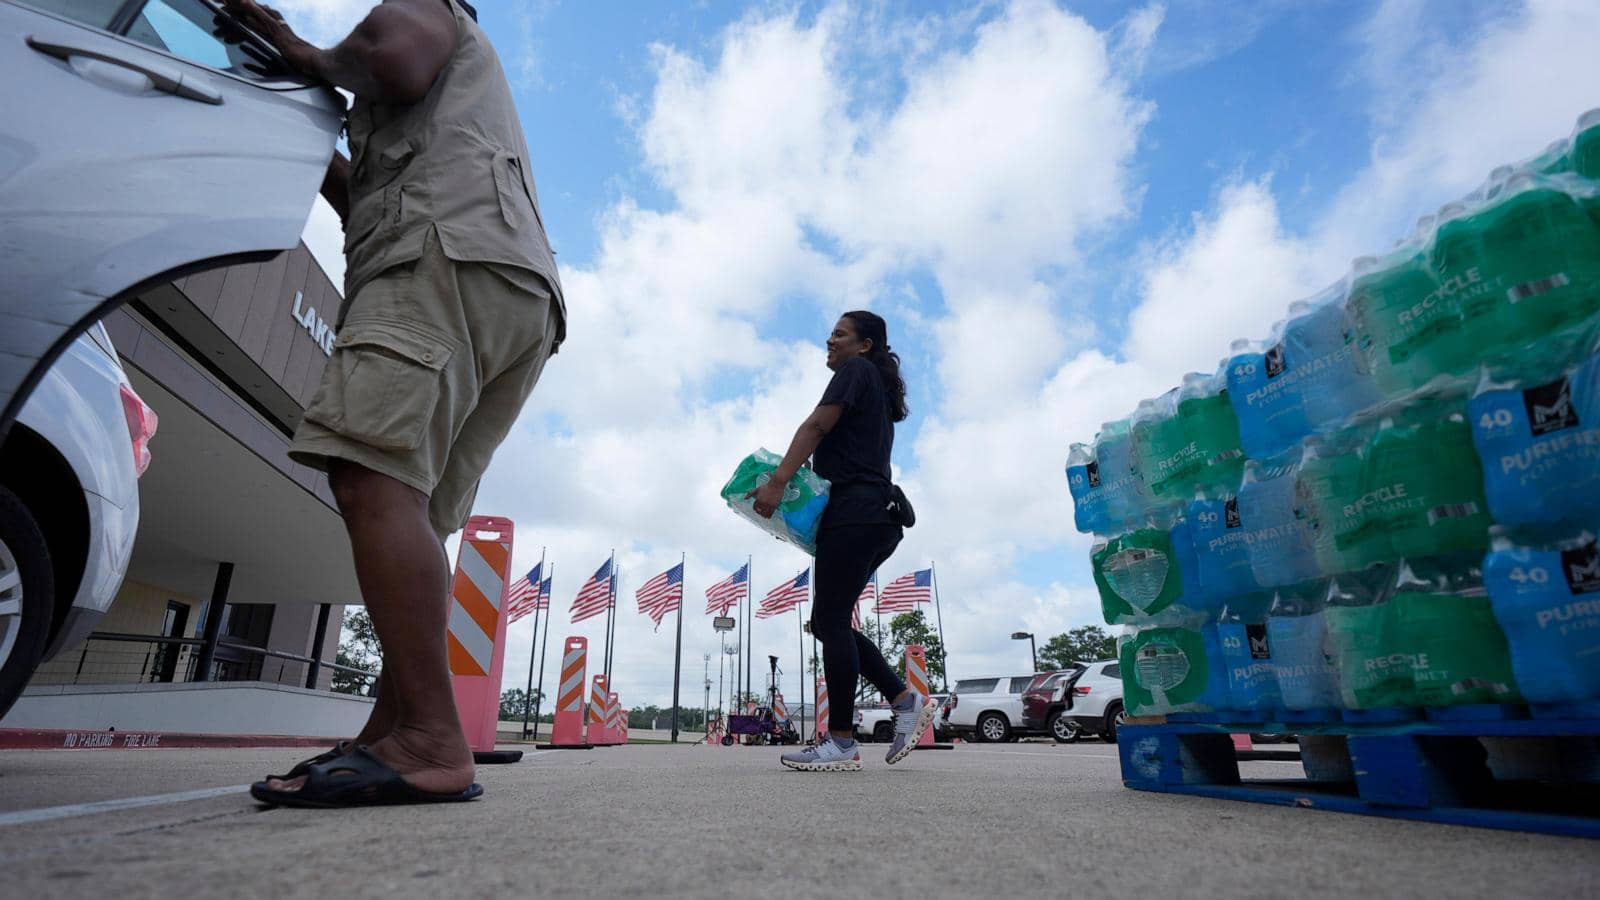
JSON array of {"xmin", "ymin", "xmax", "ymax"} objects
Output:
[{"xmin": 1011, "ymin": 631, "xmax": 1037, "ymax": 672}]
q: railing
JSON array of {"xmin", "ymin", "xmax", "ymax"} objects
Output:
[{"xmin": 31, "ymin": 632, "xmax": 379, "ymax": 696}]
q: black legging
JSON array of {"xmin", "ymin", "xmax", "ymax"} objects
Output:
[{"xmin": 810, "ymin": 522, "xmax": 906, "ymax": 733}]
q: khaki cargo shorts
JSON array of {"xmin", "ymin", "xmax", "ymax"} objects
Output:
[{"xmin": 290, "ymin": 227, "xmax": 560, "ymax": 538}]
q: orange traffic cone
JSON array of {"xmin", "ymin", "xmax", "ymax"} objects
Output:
[{"xmin": 906, "ymin": 644, "xmax": 953, "ymax": 750}]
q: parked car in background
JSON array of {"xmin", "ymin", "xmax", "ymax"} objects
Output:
[
  {"xmin": 944, "ymin": 674, "xmax": 1038, "ymax": 742},
  {"xmin": 1020, "ymin": 666, "xmax": 1087, "ymax": 743},
  {"xmin": 929, "ymin": 692, "xmax": 952, "ymax": 741},
  {"xmin": 1065, "ymin": 660, "xmax": 1125, "ymax": 743},
  {"xmin": 0, "ymin": 324, "xmax": 155, "ymax": 717}
]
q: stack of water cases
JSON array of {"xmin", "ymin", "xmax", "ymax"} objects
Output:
[{"xmin": 1067, "ymin": 109, "xmax": 1600, "ymax": 721}]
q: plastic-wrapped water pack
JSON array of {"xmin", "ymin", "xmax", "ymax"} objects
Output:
[
  {"xmin": 720, "ymin": 449, "xmax": 830, "ymax": 555},
  {"xmin": 1484, "ymin": 526, "xmax": 1600, "ymax": 704}
]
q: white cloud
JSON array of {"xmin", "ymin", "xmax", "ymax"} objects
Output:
[
  {"xmin": 270, "ymin": 0, "xmax": 371, "ymax": 46},
  {"xmin": 1123, "ymin": 178, "xmax": 1325, "ymax": 379}
]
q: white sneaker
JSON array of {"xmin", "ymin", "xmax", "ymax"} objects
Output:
[
  {"xmin": 780, "ymin": 739, "xmax": 862, "ymax": 772},
  {"xmin": 886, "ymin": 693, "xmax": 935, "ymax": 765}
]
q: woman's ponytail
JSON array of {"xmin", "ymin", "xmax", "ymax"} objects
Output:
[{"xmin": 841, "ymin": 310, "xmax": 908, "ymax": 423}]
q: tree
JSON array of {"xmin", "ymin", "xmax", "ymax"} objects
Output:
[
  {"xmin": 332, "ymin": 608, "xmax": 380, "ymax": 695},
  {"xmin": 1039, "ymin": 625, "xmax": 1117, "ymax": 670},
  {"xmin": 498, "ymin": 687, "xmax": 543, "ymax": 720}
]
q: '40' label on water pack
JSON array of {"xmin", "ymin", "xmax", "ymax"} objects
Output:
[
  {"xmin": 1470, "ymin": 349, "xmax": 1600, "ymax": 527},
  {"xmin": 1485, "ymin": 537, "xmax": 1600, "ymax": 703}
]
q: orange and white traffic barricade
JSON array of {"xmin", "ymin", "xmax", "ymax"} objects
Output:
[
  {"xmin": 540, "ymin": 636, "xmax": 592, "ymax": 749},
  {"xmin": 814, "ymin": 676, "xmax": 829, "ymax": 743},
  {"xmin": 772, "ymin": 691, "xmax": 789, "ymax": 722},
  {"xmin": 588, "ymin": 675, "xmax": 614, "ymax": 745},
  {"xmin": 606, "ymin": 691, "xmax": 622, "ymax": 743},
  {"xmin": 621, "ymin": 708, "xmax": 630, "ymax": 744},
  {"xmin": 906, "ymin": 644, "xmax": 953, "ymax": 749},
  {"xmin": 446, "ymin": 516, "xmax": 516, "ymax": 757}
]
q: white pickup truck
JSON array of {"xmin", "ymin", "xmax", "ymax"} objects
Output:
[
  {"xmin": 855, "ymin": 703, "xmax": 895, "ymax": 742},
  {"xmin": 853, "ymin": 693, "xmax": 951, "ymax": 742}
]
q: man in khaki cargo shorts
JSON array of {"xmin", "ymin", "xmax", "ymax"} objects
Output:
[{"xmin": 225, "ymin": 0, "xmax": 563, "ymax": 807}]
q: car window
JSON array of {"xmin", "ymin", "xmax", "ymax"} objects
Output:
[
  {"xmin": 19, "ymin": 0, "xmax": 125, "ymax": 28},
  {"xmin": 1041, "ymin": 671, "xmax": 1070, "ymax": 689},
  {"xmin": 1007, "ymin": 676, "xmax": 1034, "ymax": 693},
  {"xmin": 128, "ymin": 0, "xmax": 233, "ymax": 69},
  {"xmin": 27, "ymin": 0, "xmax": 296, "ymax": 81},
  {"xmin": 1102, "ymin": 664, "xmax": 1121, "ymax": 678},
  {"xmin": 126, "ymin": 0, "xmax": 290, "ymax": 78},
  {"xmin": 955, "ymin": 678, "xmax": 998, "ymax": 694}
]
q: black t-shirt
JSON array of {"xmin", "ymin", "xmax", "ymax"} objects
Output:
[{"xmin": 812, "ymin": 358, "xmax": 895, "ymax": 528}]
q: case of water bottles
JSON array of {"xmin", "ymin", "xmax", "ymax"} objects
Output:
[{"xmin": 1068, "ymin": 109, "xmax": 1600, "ymax": 725}]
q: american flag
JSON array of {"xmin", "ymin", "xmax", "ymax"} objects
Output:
[
  {"xmin": 539, "ymin": 575, "xmax": 552, "ymax": 608},
  {"xmin": 852, "ymin": 571, "xmax": 876, "ymax": 630},
  {"xmin": 757, "ymin": 569, "xmax": 810, "ymax": 619},
  {"xmin": 705, "ymin": 563, "xmax": 748, "ymax": 616},
  {"xmin": 506, "ymin": 562, "xmax": 543, "ymax": 624},
  {"xmin": 635, "ymin": 562, "xmax": 684, "ymax": 631},
  {"xmin": 570, "ymin": 557, "xmax": 614, "ymax": 623},
  {"xmin": 876, "ymin": 568, "xmax": 933, "ymax": 613}
]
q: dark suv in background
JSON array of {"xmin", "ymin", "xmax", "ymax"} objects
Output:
[{"xmin": 1020, "ymin": 666, "xmax": 1086, "ymax": 743}]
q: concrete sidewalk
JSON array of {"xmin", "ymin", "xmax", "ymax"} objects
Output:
[{"xmin": 0, "ymin": 742, "xmax": 1590, "ymax": 898}]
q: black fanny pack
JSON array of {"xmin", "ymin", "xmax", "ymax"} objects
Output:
[{"xmin": 887, "ymin": 484, "xmax": 915, "ymax": 528}]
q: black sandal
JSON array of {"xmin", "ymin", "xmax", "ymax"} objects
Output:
[
  {"xmin": 250, "ymin": 745, "xmax": 483, "ymax": 809},
  {"xmin": 266, "ymin": 740, "xmax": 354, "ymax": 783}
]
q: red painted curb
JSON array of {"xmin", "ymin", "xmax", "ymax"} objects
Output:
[{"xmin": 0, "ymin": 728, "xmax": 341, "ymax": 751}]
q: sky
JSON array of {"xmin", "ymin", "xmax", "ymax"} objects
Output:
[{"xmin": 276, "ymin": 0, "xmax": 1600, "ymax": 712}]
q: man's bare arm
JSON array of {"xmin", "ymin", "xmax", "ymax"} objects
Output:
[
  {"xmin": 322, "ymin": 151, "xmax": 350, "ymax": 225},
  {"xmin": 223, "ymin": 0, "xmax": 456, "ymax": 105}
]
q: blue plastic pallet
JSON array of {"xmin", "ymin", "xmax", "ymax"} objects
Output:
[{"xmin": 1119, "ymin": 706, "xmax": 1600, "ymax": 839}]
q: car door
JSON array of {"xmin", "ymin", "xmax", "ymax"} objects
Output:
[
  {"xmin": 0, "ymin": 0, "xmax": 343, "ymax": 438},
  {"xmin": 1004, "ymin": 675, "xmax": 1033, "ymax": 729}
]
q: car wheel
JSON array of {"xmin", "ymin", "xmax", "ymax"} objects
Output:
[
  {"xmin": 1101, "ymin": 702, "xmax": 1125, "ymax": 743},
  {"xmin": 0, "ymin": 486, "xmax": 55, "ymax": 721},
  {"xmin": 721, "ymin": 735, "xmax": 734, "ymax": 746},
  {"xmin": 872, "ymin": 722, "xmax": 893, "ymax": 743},
  {"xmin": 1048, "ymin": 711, "xmax": 1080, "ymax": 743},
  {"xmin": 976, "ymin": 712, "xmax": 1010, "ymax": 743}
]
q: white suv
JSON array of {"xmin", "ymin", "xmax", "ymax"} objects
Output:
[
  {"xmin": 1065, "ymin": 660, "xmax": 1125, "ymax": 743},
  {"xmin": 944, "ymin": 674, "xmax": 1037, "ymax": 742},
  {"xmin": 1, "ymin": 323, "xmax": 154, "ymax": 717}
]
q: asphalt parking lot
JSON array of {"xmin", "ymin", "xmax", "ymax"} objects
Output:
[{"xmin": 0, "ymin": 741, "xmax": 1592, "ymax": 898}]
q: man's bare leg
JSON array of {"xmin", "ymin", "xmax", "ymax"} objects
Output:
[
  {"xmin": 313, "ymin": 460, "xmax": 474, "ymax": 794},
  {"xmin": 354, "ymin": 672, "xmax": 398, "ymax": 744}
]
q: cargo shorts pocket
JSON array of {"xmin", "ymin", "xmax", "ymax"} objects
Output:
[{"xmin": 303, "ymin": 321, "xmax": 455, "ymax": 452}]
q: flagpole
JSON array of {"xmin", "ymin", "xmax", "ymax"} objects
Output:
[
  {"xmin": 671, "ymin": 552, "xmax": 685, "ymax": 743},
  {"xmin": 603, "ymin": 550, "xmax": 616, "ymax": 682},
  {"xmin": 874, "ymin": 571, "xmax": 883, "ymax": 653},
  {"xmin": 931, "ymin": 561, "xmax": 949, "ymax": 692},
  {"xmin": 531, "ymin": 561, "xmax": 554, "ymax": 739},
  {"xmin": 744, "ymin": 554, "xmax": 752, "ymax": 709},
  {"xmin": 521, "ymin": 547, "xmax": 546, "ymax": 738},
  {"xmin": 796, "ymin": 601, "xmax": 805, "ymax": 740}
]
